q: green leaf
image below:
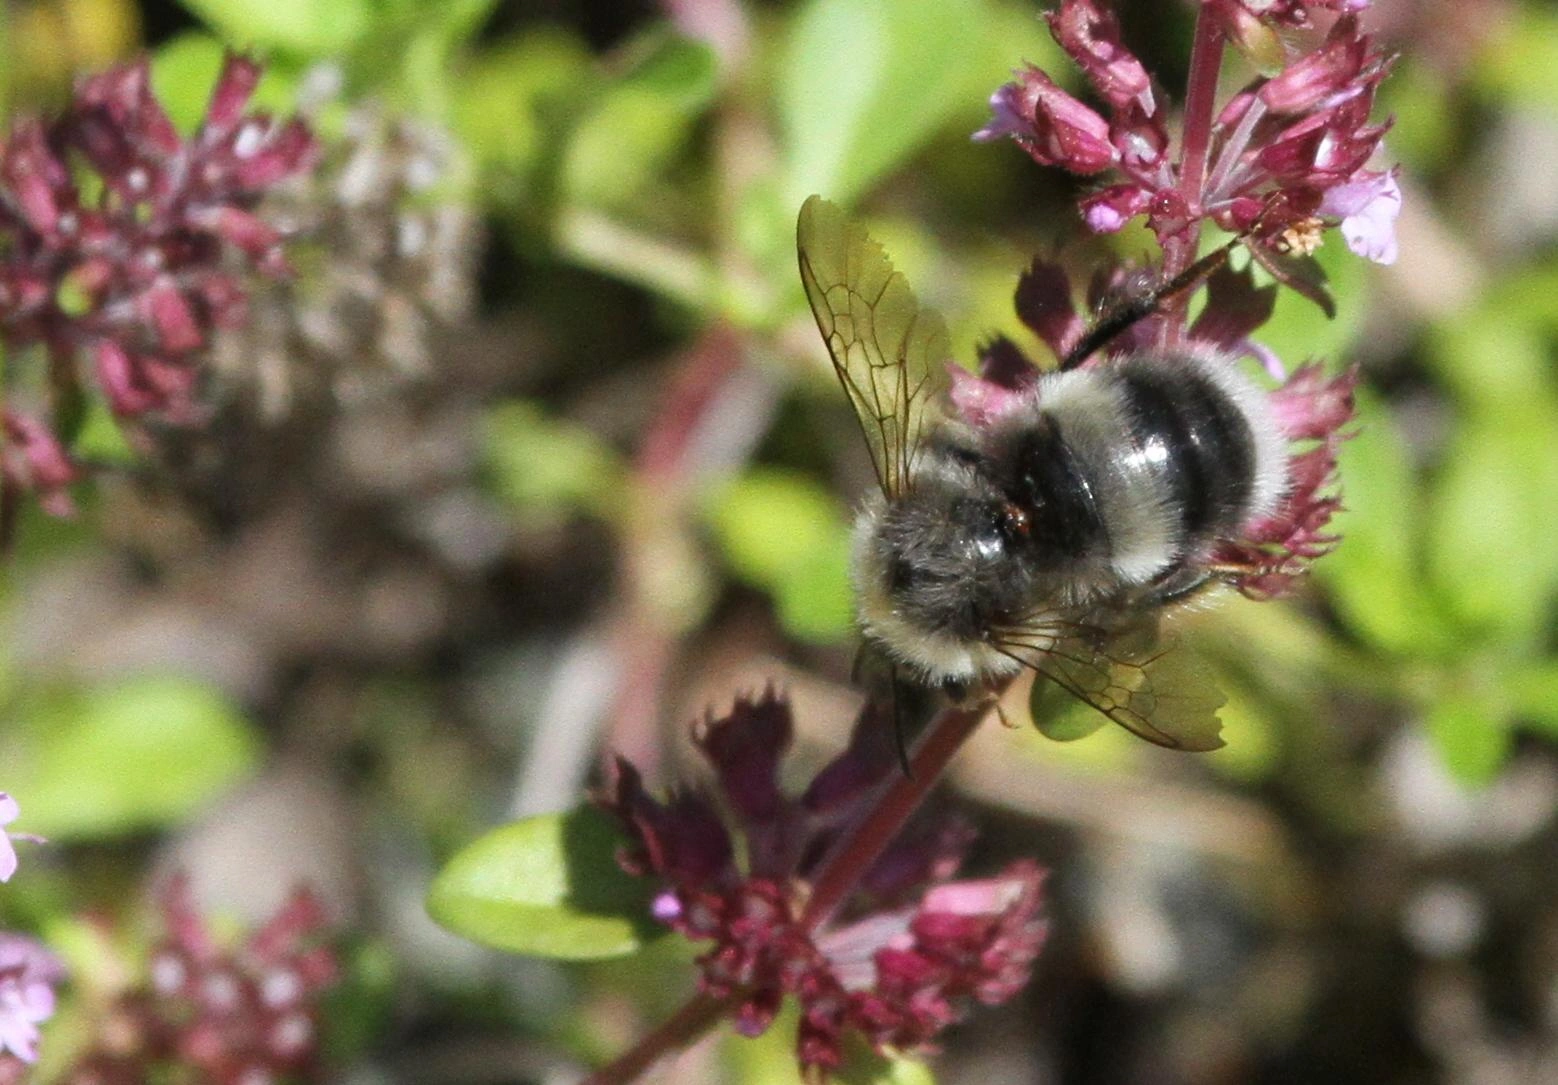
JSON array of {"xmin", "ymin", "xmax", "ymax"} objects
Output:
[
  {"xmin": 1313, "ymin": 391, "xmax": 1455, "ymax": 657},
  {"xmin": 174, "ymin": 0, "xmax": 371, "ymax": 56},
  {"xmin": 1425, "ymin": 695, "xmax": 1511, "ymax": 790},
  {"xmin": 452, "ymin": 30, "xmax": 592, "ymax": 192},
  {"xmin": 1030, "ymin": 674, "xmax": 1108, "ymax": 742},
  {"xmin": 561, "ymin": 31, "xmax": 718, "ymax": 210},
  {"xmin": 482, "ymin": 400, "xmax": 626, "ymax": 520},
  {"xmin": 1510, "ymin": 662, "xmax": 1558, "ymax": 739},
  {"xmin": 6, "ymin": 676, "xmax": 262, "ymax": 839},
  {"xmin": 1425, "ymin": 410, "xmax": 1558, "ymax": 642},
  {"xmin": 704, "ymin": 468, "xmax": 854, "ymax": 643},
  {"xmin": 836, "ymin": 1036, "xmax": 937, "ymax": 1085},
  {"xmin": 778, "ymin": 0, "xmax": 1052, "ymax": 209},
  {"xmin": 70, "ymin": 400, "xmax": 136, "ymax": 466},
  {"xmin": 427, "ymin": 806, "xmax": 656, "ymax": 960}
]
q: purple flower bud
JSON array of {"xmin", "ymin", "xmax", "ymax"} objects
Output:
[
  {"xmin": 975, "ymin": 67, "xmax": 1117, "ymax": 175},
  {"xmin": 202, "ymin": 54, "xmax": 263, "ymax": 138},
  {"xmin": 1, "ymin": 413, "xmax": 79, "ymax": 518},
  {"xmin": 0, "ymin": 123, "xmax": 67, "ymax": 237},
  {"xmin": 1259, "ymin": 16, "xmax": 1372, "ymax": 114},
  {"xmin": 1080, "ymin": 182, "xmax": 1152, "ymax": 233},
  {"xmin": 1046, "ymin": 0, "xmax": 1155, "ymax": 113}
]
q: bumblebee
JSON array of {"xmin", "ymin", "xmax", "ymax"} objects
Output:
[{"xmin": 798, "ymin": 196, "xmax": 1289, "ymax": 750}]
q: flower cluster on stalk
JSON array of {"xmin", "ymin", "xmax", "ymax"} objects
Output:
[
  {"xmin": 0, "ymin": 53, "xmax": 317, "ymax": 523},
  {"xmin": 959, "ymin": 0, "xmax": 1384, "ymax": 595},
  {"xmin": 0, "ymin": 934, "xmax": 64, "ymax": 1075},
  {"xmin": 976, "ymin": 0, "xmax": 1400, "ymax": 271},
  {"xmin": 61, "ymin": 877, "xmax": 338, "ymax": 1085},
  {"xmin": 600, "ymin": 691, "xmax": 1047, "ymax": 1079}
]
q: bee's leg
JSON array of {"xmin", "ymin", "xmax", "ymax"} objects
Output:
[{"xmin": 1149, "ymin": 565, "xmax": 1214, "ymax": 606}]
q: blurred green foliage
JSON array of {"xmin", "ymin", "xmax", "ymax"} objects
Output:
[{"xmin": 2, "ymin": 676, "xmax": 260, "ymax": 839}]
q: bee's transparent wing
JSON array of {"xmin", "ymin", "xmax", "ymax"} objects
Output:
[
  {"xmin": 1009, "ymin": 619, "xmax": 1226, "ymax": 751},
  {"xmin": 797, "ymin": 195, "xmax": 951, "ymax": 500}
]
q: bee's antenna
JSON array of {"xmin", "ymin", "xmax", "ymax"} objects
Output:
[{"xmin": 1059, "ymin": 234, "xmax": 1246, "ymax": 371}]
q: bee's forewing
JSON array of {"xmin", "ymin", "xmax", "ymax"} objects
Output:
[
  {"xmin": 797, "ymin": 195, "xmax": 951, "ymax": 500},
  {"xmin": 1025, "ymin": 621, "xmax": 1226, "ymax": 751}
]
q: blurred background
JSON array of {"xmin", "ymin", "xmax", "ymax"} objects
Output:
[{"xmin": 1, "ymin": 0, "xmax": 1557, "ymax": 1082}]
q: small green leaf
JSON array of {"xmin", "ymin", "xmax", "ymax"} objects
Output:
[
  {"xmin": 482, "ymin": 400, "xmax": 626, "ymax": 520},
  {"xmin": 452, "ymin": 30, "xmax": 592, "ymax": 191},
  {"xmin": 427, "ymin": 807, "xmax": 656, "ymax": 960},
  {"xmin": 705, "ymin": 468, "xmax": 854, "ymax": 644},
  {"xmin": 1425, "ymin": 411, "xmax": 1558, "ymax": 641},
  {"xmin": 174, "ymin": 0, "xmax": 371, "ymax": 56},
  {"xmin": 71, "ymin": 400, "xmax": 136, "ymax": 466},
  {"xmin": 1425, "ymin": 695, "xmax": 1511, "ymax": 790},
  {"xmin": 836, "ymin": 1036, "xmax": 937, "ymax": 1085},
  {"xmin": 778, "ymin": 0, "xmax": 1055, "ymax": 209},
  {"xmin": 1510, "ymin": 662, "xmax": 1558, "ymax": 739},
  {"xmin": 1314, "ymin": 391, "xmax": 1454, "ymax": 656},
  {"xmin": 7, "ymin": 676, "xmax": 262, "ymax": 839},
  {"xmin": 561, "ymin": 31, "xmax": 718, "ymax": 210},
  {"xmin": 1030, "ymin": 679, "xmax": 1107, "ymax": 743},
  {"xmin": 773, "ymin": 531, "xmax": 854, "ymax": 644}
]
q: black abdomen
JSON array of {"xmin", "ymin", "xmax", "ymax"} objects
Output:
[
  {"xmin": 1113, "ymin": 359, "xmax": 1256, "ymax": 540},
  {"xmin": 996, "ymin": 353, "xmax": 1265, "ymax": 588}
]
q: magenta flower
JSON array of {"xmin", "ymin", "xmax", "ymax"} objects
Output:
[
  {"xmin": 0, "ymin": 934, "xmax": 64, "ymax": 1065},
  {"xmin": 977, "ymin": 1, "xmax": 1398, "ymax": 267},
  {"xmin": 599, "ymin": 692, "xmax": 1047, "ymax": 1078},
  {"xmin": 61, "ymin": 876, "xmax": 338, "ymax": 1085},
  {"xmin": 0, "ymin": 54, "xmax": 317, "ymax": 518}
]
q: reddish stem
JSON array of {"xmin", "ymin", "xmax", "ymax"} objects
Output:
[
  {"xmin": 1164, "ymin": 7, "xmax": 1226, "ymax": 283},
  {"xmin": 579, "ymin": 992, "xmax": 737, "ymax": 1085},
  {"xmin": 801, "ymin": 691, "xmax": 1002, "ymax": 930}
]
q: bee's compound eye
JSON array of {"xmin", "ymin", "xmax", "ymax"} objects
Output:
[{"xmin": 888, "ymin": 556, "xmax": 921, "ymax": 593}]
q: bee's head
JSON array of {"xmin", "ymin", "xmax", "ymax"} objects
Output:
[{"xmin": 861, "ymin": 480, "xmax": 1035, "ymax": 642}]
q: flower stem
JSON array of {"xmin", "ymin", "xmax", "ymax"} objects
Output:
[
  {"xmin": 801, "ymin": 691, "xmax": 1002, "ymax": 931},
  {"xmin": 1164, "ymin": 7, "xmax": 1225, "ymax": 282},
  {"xmin": 579, "ymin": 992, "xmax": 737, "ymax": 1085}
]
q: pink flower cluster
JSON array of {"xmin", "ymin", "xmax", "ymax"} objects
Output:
[
  {"xmin": 976, "ymin": 0, "xmax": 1399, "ymax": 267},
  {"xmin": 0, "ymin": 934, "xmax": 64, "ymax": 1070},
  {"xmin": 600, "ymin": 692, "xmax": 1047, "ymax": 1078},
  {"xmin": 0, "ymin": 54, "xmax": 316, "ymax": 520},
  {"xmin": 61, "ymin": 877, "xmax": 338, "ymax": 1085}
]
